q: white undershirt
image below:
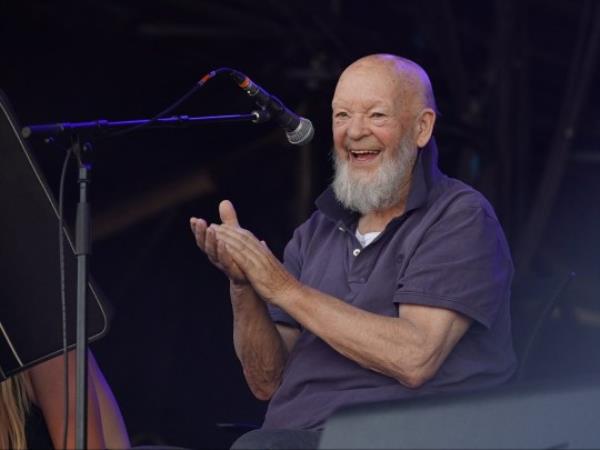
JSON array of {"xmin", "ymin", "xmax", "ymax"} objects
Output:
[{"xmin": 355, "ymin": 229, "xmax": 381, "ymax": 248}]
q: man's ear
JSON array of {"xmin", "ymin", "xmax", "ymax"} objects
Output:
[{"xmin": 414, "ymin": 108, "xmax": 436, "ymax": 148}]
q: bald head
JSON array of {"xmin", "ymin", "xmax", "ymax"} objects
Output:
[{"xmin": 337, "ymin": 54, "xmax": 438, "ymax": 115}]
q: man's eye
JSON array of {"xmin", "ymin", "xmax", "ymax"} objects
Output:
[
  {"xmin": 334, "ymin": 112, "xmax": 349, "ymax": 118},
  {"xmin": 371, "ymin": 112, "xmax": 385, "ymax": 118}
]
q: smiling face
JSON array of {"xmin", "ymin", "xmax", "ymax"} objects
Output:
[{"xmin": 331, "ymin": 56, "xmax": 432, "ymax": 215}]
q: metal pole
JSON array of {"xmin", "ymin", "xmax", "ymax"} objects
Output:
[{"xmin": 75, "ymin": 162, "xmax": 91, "ymax": 449}]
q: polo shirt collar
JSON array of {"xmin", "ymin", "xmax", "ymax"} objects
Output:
[{"xmin": 316, "ymin": 137, "xmax": 442, "ymax": 227}]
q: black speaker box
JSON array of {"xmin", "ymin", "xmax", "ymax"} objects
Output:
[{"xmin": 319, "ymin": 379, "xmax": 600, "ymax": 449}]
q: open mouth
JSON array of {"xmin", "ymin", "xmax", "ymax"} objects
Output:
[{"xmin": 349, "ymin": 149, "xmax": 381, "ymax": 162}]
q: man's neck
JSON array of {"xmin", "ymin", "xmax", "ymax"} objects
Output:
[
  {"xmin": 357, "ymin": 176, "xmax": 412, "ymax": 234},
  {"xmin": 357, "ymin": 202, "xmax": 405, "ymax": 234}
]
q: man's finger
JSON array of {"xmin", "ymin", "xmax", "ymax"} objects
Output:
[
  {"xmin": 219, "ymin": 200, "xmax": 240, "ymax": 226},
  {"xmin": 205, "ymin": 225, "xmax": 221, "ymax": 263},
  {"xmin": 221, "ymin": 240, "xmax": 249, "ymax": 272},
  {"xmin": 215, "ymin": 225, "xmax": 269, "ymax": 264},
  {"xmin": 218, "ymin": 223, "xmax": 259, "ymax": 243},
  {"xmin": 190, "ymin": 217, "xmax": 208, "ymax": 251},
  {"xmin": 217, "ymin": 239, "xmax": 241, "ymax": 274}
]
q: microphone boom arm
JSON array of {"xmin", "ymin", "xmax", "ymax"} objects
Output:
[{"xmin": 21, "ymin": 111, "xmax": 270, "ymax": 139}]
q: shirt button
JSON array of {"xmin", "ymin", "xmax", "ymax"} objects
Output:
[
  {"xmin": 352, "ymin": 248, "xmax": 361, "ymax": 256},
  {"xmin": 338, "ymin": 226, "xmax": 344, "ymax": 232}
]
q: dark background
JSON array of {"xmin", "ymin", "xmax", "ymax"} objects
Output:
[{"xmin": 2, "ymin": 1, "xmax": 600, "ymax": 448}]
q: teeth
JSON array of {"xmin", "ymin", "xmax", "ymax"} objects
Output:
[{"xmin": 350, "ymin": 150, "xmax": 379, "ymax": 154}]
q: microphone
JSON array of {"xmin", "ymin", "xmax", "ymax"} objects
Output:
[{"xmin": 228, "ymin": 70, "xmax": 314, "ymax": 146}]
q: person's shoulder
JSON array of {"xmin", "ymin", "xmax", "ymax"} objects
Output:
[
  {"xmin": 293, "ymin": 208, "xmax": 336, "ymax": 238},
  {"xmin": 434, "ymin": 176, "xmax": 499, "ymax": 221},
  {"xmin": 285, "ymin": 208, "xmax": 338, "ymax": 258}
]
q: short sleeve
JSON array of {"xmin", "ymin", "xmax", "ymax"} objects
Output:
[
  {"xmin": 394, "ymin": 205, "xmax": 513, "ymax": 329},
  {"xmin": 267, "ymin": 228, "xmax": 303, "ymax": 329}
]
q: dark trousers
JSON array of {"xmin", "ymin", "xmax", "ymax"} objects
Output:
[{"xmin": 230, "ymin": 429, "xmax": 322, "ymax": 450}]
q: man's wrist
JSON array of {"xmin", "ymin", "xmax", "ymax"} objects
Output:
[
  {"xmin": 271, "ymin": 276, "xmax": 304, "ymax": 309},
  {"xmin": 230, "ymin": 280, "xmax": 252, "ymax": 296}
]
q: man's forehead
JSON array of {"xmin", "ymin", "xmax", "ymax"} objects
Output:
[
  {"xmin": 331, "ymin": 96, "xmax": 393, "ymax": 109},
  {"xmin": 332, "ymin": 65, "xmax": 410, "ymax": 107}
]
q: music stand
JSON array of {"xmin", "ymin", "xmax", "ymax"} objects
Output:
[{"xmin": 0, "ymin": 90, "xmax": 109, "ymax": 433}]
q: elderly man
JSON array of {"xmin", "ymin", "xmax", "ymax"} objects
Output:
[{"xmin": 190, "ymin": 54, "xmax": 516, "ymax": 449}]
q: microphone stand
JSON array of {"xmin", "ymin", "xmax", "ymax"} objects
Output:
[
  {"xmin": 21, "ymin": 109, "xmax": 269, "ymax": 450},
  {"xmin": 74, "ymin": 139, "xmax": 91, "ymax": 450},
  {"xmin": 21, "ymin": 111, "xmax": 269, "ymax": 138}
]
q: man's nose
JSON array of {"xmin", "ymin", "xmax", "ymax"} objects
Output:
[{"xmin": 346, "ymin": 114, "xmax": 369, "ymax": 140}]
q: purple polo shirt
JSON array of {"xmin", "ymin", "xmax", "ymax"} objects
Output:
[{"xmin": 263, "ymin": 138, "xmax": 516, "ymax": 430}]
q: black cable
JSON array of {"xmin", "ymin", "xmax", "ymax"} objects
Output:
[
  {"xmin": 105, "ymin": 84, "xmax": 200, "ymax": 138},
  {"xmin": 58, "ymin": 143, "xmax": 73, "ymax": 450},
  {"xmin": 106, "ymin": 67, "xmax": 240, "ymax": 138}
]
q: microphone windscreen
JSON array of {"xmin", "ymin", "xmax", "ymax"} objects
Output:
[{"xmin": 286, "ymin": 117, "xmax": 314, "ymax": 146}]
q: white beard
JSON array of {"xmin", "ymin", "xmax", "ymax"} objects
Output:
[{"xmin": 332, "ymin": 137, "xmax": 417, "ymax": 215}]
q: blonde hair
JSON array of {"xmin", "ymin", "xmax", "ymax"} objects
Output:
[{"xmin": 0, "ymin": 372, "xmax": 33, "ymax": 450}]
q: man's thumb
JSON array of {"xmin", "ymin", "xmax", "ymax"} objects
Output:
[{"xmin": 219, "ymin": 199, "xmax": 240, "ymax": 226}]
